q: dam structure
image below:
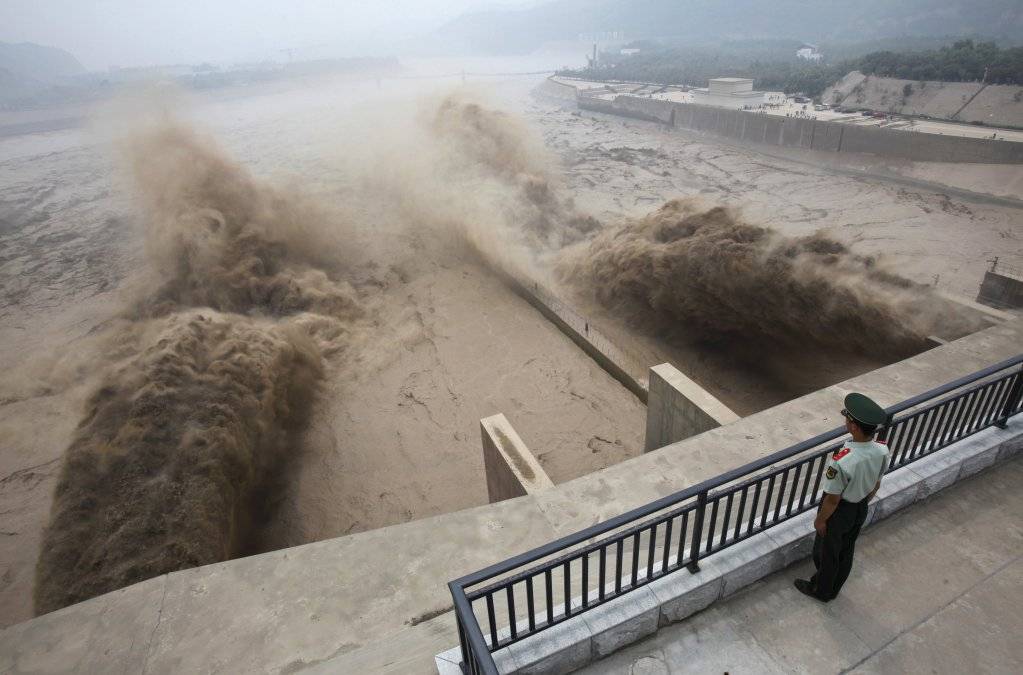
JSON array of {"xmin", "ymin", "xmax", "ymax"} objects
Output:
[
  {"xmin": 3, "ymin": 74, "xmax": 1023, "ymax": 675},
  {"xmin": 537, "ymin": 77, "xmax": 1023, "ymax": 165},
  {"xmin": 1, "ymin": 312, "xmax": 1020, "ymax": 673}
]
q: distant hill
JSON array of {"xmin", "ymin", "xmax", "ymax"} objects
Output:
[
  {"xmin": 0, "ymin": 42, "xmax": 85, "ymax": 84},
  {"xmin": 433, "ymin": 0, "xmax": 1023, "ymax": 54}
]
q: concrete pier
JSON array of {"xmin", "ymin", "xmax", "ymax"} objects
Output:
[
  {"xmin": 977, "ymin": 268, "xmax": 1023, "ymax": 309},
  {"xmin": 644, "ymin": 363, "xmax": 739, "ymax": 451},
  {"xmin": 481, "ymin": 414, "xmax": 554, "ymax": 503}
]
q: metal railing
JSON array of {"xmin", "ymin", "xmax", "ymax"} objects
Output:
[{"xmin": 449, "ymin": 354, "xmax": 1023, "ymax": 674}]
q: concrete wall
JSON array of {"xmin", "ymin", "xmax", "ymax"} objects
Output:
[
  {"xmin": 681, "ymin": 101, "xmax": 1023, "ymax": 163},
  {"xmin": 575, "ymin": 92, "xmax": 674, "ymax": 124},
  {"xmin": 481, "ymin": 413, "xmax": 554, "ymax": 503},
  {"xmin": 611, "ymin": 95, "xmax": 675, "ymax": 124},
  {"xmin": 2, "ymin": 318, "xmax": 1020, "ymax": 674},
  {"xmin": 977, "ymin": 270, "xmax": 1023, "ymax": 310},
  {"xmin": 832, "ymin": 122, "xmax": 1023, "ymax": 163},
  {"xmin": 498, "ymin": 268, "xmax": 648, "ymax": 404},
  {"xmin": 575, "ymin": 92, "xmax": 1023, "ymax": 163},
  {"xmin": 533, "ymin": 78, "xmax": 579, "ymax": 103},
  {"xmin": 577, "ymin": 94, "xmax": 617, "ymax": 116},
  {"xmin": 644, "ymin": 363, "xmax": 740, "ymax": 451}
]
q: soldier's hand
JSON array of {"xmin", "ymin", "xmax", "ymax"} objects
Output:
[{"xmin": 814, "ymin": 516, "xmax": 827, "ymax": 536}]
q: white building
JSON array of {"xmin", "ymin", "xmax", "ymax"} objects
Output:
[
  {"xmin": 691, "ymin": 78, "xmax": 777, "ymax": 109},
  {"xmin": 797, "ymin": 46, "xmax": 823, "ymax": 62}
]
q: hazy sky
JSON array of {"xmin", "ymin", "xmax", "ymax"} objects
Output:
[{"xmin": 0, "ymin": 1, "xmax": 530, "ymax": 70}]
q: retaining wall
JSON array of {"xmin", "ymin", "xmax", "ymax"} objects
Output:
[
  {"xmin": 610, "ymin": 95, "xmax": 675, "ymax": 124},
  {"xmin": 576, "ymin": 95, "xmax": 617, "ymax": 117},
  {"xmin": 499, "ymin": 273, "xmax": 738, "ymax": 449},
  {"xmin": 533, "ymin": 78, "xmax": 579, "ymax": 103},
  {"xmin": 496, "ymin": 269, "xmax": 649, "ymax": 404},
  {"xmin": 977, "ymin": 270, "xmax": 1023, "ymax": 310},
  {"xmin": 575, "ymin": 94, "xmax": 1023, "ymax": 164},
  {"xmin": 644, "ymin": 364, "xmax": 739, "ymax": 452}
]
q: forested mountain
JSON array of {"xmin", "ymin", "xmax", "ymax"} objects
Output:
[
  {"xmin": 0, "ymin": 42, "xmax": 85, "ymax": 83},
  {"xmin": 560, "ymin": 40, "xmax": 1023, "ymax": 96},
  {"xmin": 0, "ymin": 42, "xmax": 86, "ymax": 106},
  {"xmin": 433, "ymin": 0, "xmax": 1023, "ymax": 54}
]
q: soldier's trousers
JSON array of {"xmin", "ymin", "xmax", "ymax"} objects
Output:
[{"xmin": 810, "ymin": 498, "xmax": 869, "ymax": 600}]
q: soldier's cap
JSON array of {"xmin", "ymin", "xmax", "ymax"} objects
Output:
[{"xmin": 842, "ymin": 392, "xmax": 887, "ymax": 427}]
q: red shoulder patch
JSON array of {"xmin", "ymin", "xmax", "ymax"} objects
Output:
[
  {"xmin": 877, "ymin": 439, "xmax": 888, "ymax": 446},
  {"xmin": 832, "ymin": 447, "xmax": 851, "ymax": 461}
]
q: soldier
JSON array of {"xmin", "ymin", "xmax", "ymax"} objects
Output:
[{"xmin": 794, "ymin": 393, "xmax": 890, "ymax": 602}]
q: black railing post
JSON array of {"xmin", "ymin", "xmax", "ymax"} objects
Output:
[
  {"xmin": 688, "ymin": 491, "xmax": 708, "ymax": 573},
  {"xmin": 996, "ymin": 367, "xmax": 1023, "ymax": 429},
  {"xmin": 456, "ymin": 614, "xmax": 469, "ymax": 673},
  {"xmin": 875, "ymin": 413, "xmax": 894, "ymax": 443},
  {"xmin": 450, "ymin": 582, "xmax": 499, "ymax": 675}
]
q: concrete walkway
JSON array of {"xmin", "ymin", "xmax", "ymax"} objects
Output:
[{"xmin": 583, "ymin": 455, "xmax": 1023, "ymax": 675}]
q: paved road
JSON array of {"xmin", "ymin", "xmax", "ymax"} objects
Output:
[{"xmin": 583, "ymin": 455, "xmax": 1023, "ymax": 674}]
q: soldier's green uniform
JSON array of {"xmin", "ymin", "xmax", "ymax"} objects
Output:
[
  {"xmin": 805, "ymin": 393, "xmax": 890, "ymax": 601},
  {"xmin": 821, "ymin": 438, "xmax": 890, "ymax": 503}
]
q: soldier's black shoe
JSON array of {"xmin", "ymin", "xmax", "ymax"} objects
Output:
[{"xmin": 794, "ymin": 578, "xmax": 829, "ymax": 602}]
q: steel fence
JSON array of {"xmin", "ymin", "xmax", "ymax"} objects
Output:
[{"xmin": 449, "ymin": 354, "xmax": 1023, "ymax": 674}]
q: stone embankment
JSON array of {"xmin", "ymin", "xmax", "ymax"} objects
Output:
[{"xmin": 823, "ymin": 71, "xmax": 1023, "ymax": 128}]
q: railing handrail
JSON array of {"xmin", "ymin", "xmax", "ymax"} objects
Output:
[
  {"xmin": 452, "ymin": 353, "xmax": 1023, "ymax": 590},
  {"xmin": 450, "ymin": 354, "xmax": 1023, "ymax": 675}
]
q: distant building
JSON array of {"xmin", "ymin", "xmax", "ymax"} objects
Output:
[
  {"xmin": 577, "ymin": 31, "xmax": 626, "ymax": 42},
  {"xmin": 692, "ymin": 78, "xmax": 777, "ymax": 109},
  {"xmin": 620, "ymin": 48, "xmax": 641, "ymax": 56},
  {"xmin": 796, "ymin": 45, "xmax": 823, "ymax": 62}
]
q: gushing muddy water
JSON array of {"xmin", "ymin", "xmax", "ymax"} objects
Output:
[
  {"xmin": 1, "ymin": 74, "xmax": 1019, "ymax": 624},
  {"xmin": 35, "ymin": 118, "xmax": 364, "ymax": 612}
]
